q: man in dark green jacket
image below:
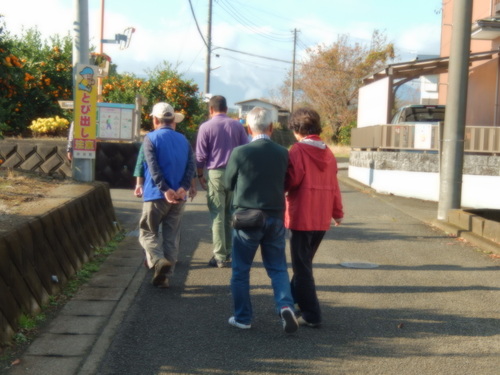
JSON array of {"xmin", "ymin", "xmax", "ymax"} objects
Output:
[{"xmin": 224, "ymin": 107, "xmax": 298, "ymax": 334}]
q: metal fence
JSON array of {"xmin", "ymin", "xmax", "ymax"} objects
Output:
[{"xmin": 351, "ymin": 124, "xmax": 500, "ymax": 153}]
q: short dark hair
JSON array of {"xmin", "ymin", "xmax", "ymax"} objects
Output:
[
  {"xmin": 209, "ymin": 95, "xmax": 228, "ymax": 112},
  {"xmin": 288, "ymin": 108, "xmax": 322, "ymax": 136}
]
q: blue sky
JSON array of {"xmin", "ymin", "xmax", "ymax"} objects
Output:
[{"xmin": 3, "ymin": 0, "xmax": 442, "ymax": 107}]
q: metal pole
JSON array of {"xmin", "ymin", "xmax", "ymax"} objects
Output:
[
  {"xmin": 97, "ymin": 0, "xmax": 104, "ymax": 102},
  {"xmin": 290, "ymin": 28, "xmax": 297, "ymax": 114},
  {"xmin": 204, "ymin": 0, "xmax": 212, "ymax": 96},
  {"xmin": 72, "ymin": 0, "xmax": 94, "ymax": 182},
  {"xmin": 437, "ymin": 0, "xmax": 473, "ymax": 220}
]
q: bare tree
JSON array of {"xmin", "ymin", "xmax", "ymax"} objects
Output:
[{"xmin": 288, "ymin": 30, "xmax": 394, "ymax": 142}]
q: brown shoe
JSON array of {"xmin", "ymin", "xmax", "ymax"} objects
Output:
[
  {"xmin": 152, "ymin": 258, "xmax": 172, "ymax": 286},
  {"xmin": 157, "ymin": 278, "xmax": 170, "ymax": 288}
]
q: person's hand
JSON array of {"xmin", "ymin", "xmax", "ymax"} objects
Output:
[
  {"xmin": 198, "ymin": 176, "xmax": 207, "ymax": 191},
  {"xmin": 333, "ymin": 218, "xmax": 343, "ymax": 226},
  {"xmin": 134, "ymin": 185, "xmax": 143, "ymax": 198},
  {"xmin": 175, "ymin": 187, "xmax": 187, "ymax": 202},
  {"xmin": 188, "ymin": 184, "xmax": 197, "ymax": 201},
  {"xmin": 164, "ymin": 189, "xmax": 178, "ymax": 204},
  {"xmin": 67, "ymin": 152, "xmax": 72, "ymax": 161}
]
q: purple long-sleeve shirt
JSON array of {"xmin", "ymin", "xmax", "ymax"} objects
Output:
[{"xmin": 195, "ymin": 113, "xmax": 249, "ymax": 170}]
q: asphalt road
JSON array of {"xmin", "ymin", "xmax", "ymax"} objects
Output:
[{"xmin": 96, "ymin": 177, "xmax": 500, "ymax": 375}]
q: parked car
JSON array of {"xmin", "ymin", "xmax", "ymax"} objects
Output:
[{"xmin": 391, "ymin": 105, "xmax": 445, "ymax": 124}]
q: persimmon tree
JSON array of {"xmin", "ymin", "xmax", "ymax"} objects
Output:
[
  {"xmin": 1, "ymin": 23, "xmax": 73, "ymax": 135},
  {"xmin": 102, "ymin": 61, "xmax": 206, "ymax": 141}
]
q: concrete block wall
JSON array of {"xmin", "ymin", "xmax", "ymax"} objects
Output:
[
  {"xmin": 0, "ymin": 139, "xmax": 141, "ymax": 188},
  {"xmin": 0, "ymin": 182, "xmax": 118, "ymax": 346}
]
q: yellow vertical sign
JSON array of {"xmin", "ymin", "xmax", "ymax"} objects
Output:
[{"xmin": 73, "ymin": 64, "xmax": 98, "ymax": 159}]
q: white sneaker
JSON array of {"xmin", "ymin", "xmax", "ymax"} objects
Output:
[
  {"xmin": 228, "ymin": 316, "xmax": 251, "ymax": 329},
  {"xmin": 280, "ymin": 307, "xmax": 298, "ymax": 333}
]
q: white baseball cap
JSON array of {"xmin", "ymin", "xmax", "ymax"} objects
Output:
[{"xmin": 150, "ymin": 102, "xmax": 185, "ymax": 123}]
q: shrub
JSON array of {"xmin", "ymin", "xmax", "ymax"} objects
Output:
[{"xmin": 29, "ymin": 116, "xmax": 69, "ymax": 137}]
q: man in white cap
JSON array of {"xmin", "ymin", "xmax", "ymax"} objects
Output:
[{"xmin": 138, "ymin": 102, "xmax": 195, "ymax": 288}]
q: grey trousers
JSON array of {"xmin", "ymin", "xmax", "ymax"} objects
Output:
[{"xmin": 139, "ymin": 199, "xmax": 185, "ymax": 275}]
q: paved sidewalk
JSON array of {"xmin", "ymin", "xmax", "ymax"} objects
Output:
[
  {"xmin": 5, "ymin": 172, "xmax": 500, "ymax": 375},
  {"xmin": 6, "ymin": 189, "xmax": 146, "ymax": 375}
]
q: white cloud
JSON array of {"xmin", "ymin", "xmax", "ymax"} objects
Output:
[{"xmin": 395, "ymin": 24, "xmax": 441, "ymax": 57}]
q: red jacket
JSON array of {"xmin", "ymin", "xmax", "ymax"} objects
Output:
[{"xmin": 285, "ymin": 136, "xmax": 344, "ymax": 231}]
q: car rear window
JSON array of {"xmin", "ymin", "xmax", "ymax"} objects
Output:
[{"xmin": 403, "ymin": 107, "xmax": 445, "ymax": 122}]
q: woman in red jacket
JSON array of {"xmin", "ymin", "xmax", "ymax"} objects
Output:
[{"xmin": 285, "ymin": 107, "xmax": 344, "ymax": 327}]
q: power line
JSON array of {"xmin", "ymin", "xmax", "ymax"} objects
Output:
[
  {"xmin": 214, "ymin": 45, "xmax": 351, "ymax": 74},
  {"xmin": 215, "ymin": 0, "xmax": 293, "ymax": 43},
  {"xmin": 188, "ymin": 0, "xmax": 208, "ymax": 48}
]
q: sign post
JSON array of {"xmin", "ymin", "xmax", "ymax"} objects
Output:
[{"xmin": 73, "ymin": 64, "xmax": 98, "ymax": 159}]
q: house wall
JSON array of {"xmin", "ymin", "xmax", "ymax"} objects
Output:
[
  {"xmin": 467, "ymin": 58, "xmax": 499, "ymax": 125},
  {"xmin": 439, "ymin": 0, "xmax": 500, "ymax": 126},
  {"xmin": 357, "ymin": 77, "xmax": 391, "ymax": 127}
]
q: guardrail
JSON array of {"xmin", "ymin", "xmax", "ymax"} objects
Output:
[{"xmin": 351, "ymin": 124, "xmax": 500, "ymax": 153}]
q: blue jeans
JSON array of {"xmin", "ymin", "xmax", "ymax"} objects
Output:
[{"xmin": 230, "ymin": 216, "xmax": 294, "ymax": 325}]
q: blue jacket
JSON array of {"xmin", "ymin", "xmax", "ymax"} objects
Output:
[{"xmin": 142, "ymin": 126, "xmax": 194, "ymax": 202}]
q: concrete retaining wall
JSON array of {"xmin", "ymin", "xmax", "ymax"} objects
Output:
[
  {"xmin": 0, "ymin": 139, "xmax": 141, "ymax": 188},
  {"xmin": 0, "ymin": 182, "xmax": 118, "ymax": 346}
]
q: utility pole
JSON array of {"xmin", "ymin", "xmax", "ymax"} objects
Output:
[
  {"xmin": 204, "ymin": 0, "xmax": 213, "ymax": 96},
  {"xmin": 97, "ymin": 0, "xmax": 105, "ymax": 102},
  {"xmin": 290, "ymin": 28, "xmax": 297, "ymax": 114},
  {"xmin": 437, "ymin": 0, "xmax": 473, "ymax": 220},
  {"xmin": 72, "ymin": 0, "xmax": 94, "ymax": 182}
]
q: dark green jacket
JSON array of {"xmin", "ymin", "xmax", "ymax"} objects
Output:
[{"xmin": 224, "ymin": 138, "xmax": 288, "ymax": 219}]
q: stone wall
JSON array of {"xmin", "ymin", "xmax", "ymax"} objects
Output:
[
  {"xmin": 349, "ymin": 150, "xmax": 500, "ymax": 176},
  {"xmin": 0, "ymin": 182, "xmax": 118, "ymax": 346},
  {"xmin": 348, "ymin": 150, "xmax": 500, "ymax": 209}
]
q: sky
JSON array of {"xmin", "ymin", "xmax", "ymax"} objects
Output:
[{"xmin": 2, "ymin": 0, "xmax": 443, "ymax": 108}]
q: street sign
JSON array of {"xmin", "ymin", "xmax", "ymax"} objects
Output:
[{"xmin": 58, "ymin": 100, "xmax": 74, "ymax": 109}]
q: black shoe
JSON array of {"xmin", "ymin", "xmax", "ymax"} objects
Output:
[
  {"xmin": 298, "ymin": 316, "xmax": 321, "ymax": 328},
  {"xmin": 208, "ymin": 256, "xmax": 226, "ymax": 268}
]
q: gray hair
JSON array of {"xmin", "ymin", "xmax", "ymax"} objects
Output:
[{"xmin": 246, "ymin": 107, "xmax": 272, "ymax": 134}]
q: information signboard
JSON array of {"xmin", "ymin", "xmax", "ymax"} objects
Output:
[{"xmin": 97, "ymin": 103, "xmax": 135, "ymax": 141}]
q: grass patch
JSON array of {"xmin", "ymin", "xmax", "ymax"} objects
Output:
[{"xmin": 0, "ymin": 230, "xmax": 126, "ymax": 368}]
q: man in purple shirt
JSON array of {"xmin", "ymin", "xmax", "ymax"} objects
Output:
[{"xmin": 196, "ymin": 95, "xmax": 249, "ymax": 268}]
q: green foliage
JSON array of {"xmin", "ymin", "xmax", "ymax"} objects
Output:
[
  {"xmin": 336, "ymin": 121, "xmax": 355, "ymax": 145},
  {"xmin": 17, "ymin": 313, "xmax": 46, "ymax": 330}
]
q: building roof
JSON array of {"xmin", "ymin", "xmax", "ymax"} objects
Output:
[
  {"xmin": 363, "ymin": 50, "xmax": 499, "ymax": 85},
  {"xmin": 234, "ymin": 98, "xmax": 283, "ymax": 109},
  {"xmin": 471, "ymin": 18, "xmax": 500, "ymax": 40}
]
